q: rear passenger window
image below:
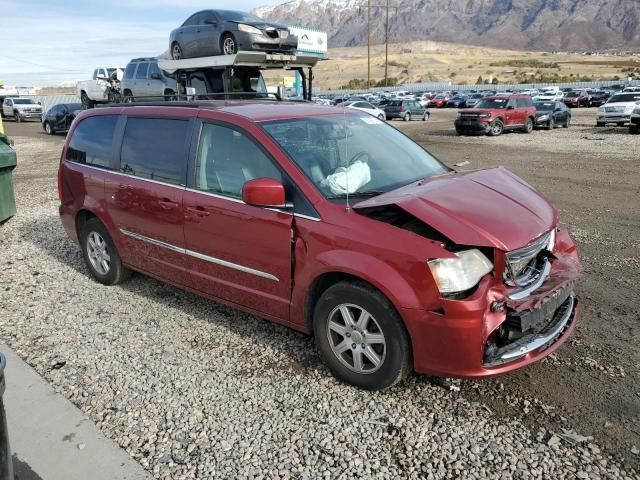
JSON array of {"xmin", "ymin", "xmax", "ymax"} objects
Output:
[
  {"xmin": 135, "ymin": 63, "xmax": 149, "ymax": 80},
  {"xmin": 120, "ymin": 117, "xmax": 189, "ymax": 186},
  {"xmin": 66, "ymin": 115, "xmax": 118, "ymax": 168}
]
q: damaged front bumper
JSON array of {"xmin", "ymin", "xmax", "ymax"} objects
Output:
[{"xmin": 402, "ymin": 228, "xmax": 582, "ymax": 378}]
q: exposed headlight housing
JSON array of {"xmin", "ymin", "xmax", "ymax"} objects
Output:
[
  {"xmin": 428, "ymin": 249, "xmax": 493, "ymax": 295},
  {"xmin": 238, "ymin": 24, "xmax": 263, "ymax": 35},
  {"xmin": 478, "ymin": 112, "xmax": 491, "ymax": 118},
  {"xmin": 624, "ymin": 105, "xmax": 635, "ymax": 114},
  {"xmin": 538, "ymin": 114, "xmax": 549, "ymax": 121},
  {"xmin": 634, "ymin": 106, "xmax": 640, "ymax": 114}
]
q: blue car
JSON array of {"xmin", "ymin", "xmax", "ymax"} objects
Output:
[{"xmin": 446, "ymin": 96, "xmax": 468, "ymax": 108}]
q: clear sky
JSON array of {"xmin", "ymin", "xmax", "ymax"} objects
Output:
[{"xmin": 0, "ymin": 0, "xmax": 279, "ymax": 87}]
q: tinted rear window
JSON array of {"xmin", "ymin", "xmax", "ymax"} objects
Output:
[
  {"xmin": 120, "ymin": 117, "xmax": 190, "ymax": 186},
  {"xmin": 66, "ymin": 115, "xmax": 118, "ymax": 168},
  {"xmin": 608, "ymin": 94, "xmax": 640, "ymax": 103}
]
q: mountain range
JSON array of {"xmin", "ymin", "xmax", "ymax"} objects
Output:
[{"xmin": 253, "ymin": 0, "xmax": 640, "ymax": 52}]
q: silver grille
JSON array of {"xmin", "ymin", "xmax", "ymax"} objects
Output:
[{"xmin": 504, "ymin": 231, "xmax": 553, "ymax": 288}]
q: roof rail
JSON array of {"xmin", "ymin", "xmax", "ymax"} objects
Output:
[{"xmin": 114, "ymin": 92, "xmax": 283, "ymax": 103}]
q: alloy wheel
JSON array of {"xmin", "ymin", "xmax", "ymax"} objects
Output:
[
  {"xmin": 223, "ymin": 37, "xmax": 236, "ymax": 55},
  {"xmin": 86, "ymin": 231, "xmax": 111, "ymax": 275},
  {"xmin": 172, "ymin": 43, "xmax": 182, "ymax": 60},
  {"xmin": 326, "ymin": 303, "xmax": 386, "ymax": 374}
]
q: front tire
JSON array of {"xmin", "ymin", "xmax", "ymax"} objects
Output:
[
  {"xmin": 522, "ymin": 117, "xmax": 534, "ymax": 133},
  {"xmin": 44, "ymin": 121, "xmax": 55, "ymax": 135},
  {"xmin": 81, "ymin": 218, "xmax": 131, "ymax": 286},
  {"xmin": 547, "ymin": 117, "xmax": 555, "ymax": 130},
  {"xmin": 221, "ymin": 33, "xmax": 238, "ymax": 55},
  {"xmin": 313, "ymin": 281, "xmax": 411, "ymax": 390},
  {"xmin": 403, "ymin": 112, "xmax": 411, "ymax": 122},
  {"xmin": 488, "ymin": 119, "xmax": 504, "ymax": 136},
  {"xmin": 596, "ymin": 121, "xmax": 605, "ymax": 127},
  {"xmin": 14, "ymin": 111, "xmax": 22, "ymax": 123}
]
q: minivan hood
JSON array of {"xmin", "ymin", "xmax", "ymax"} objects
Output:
[{"xmin": 354, "ymin": 167, "xmax": 557, "ymax": 252}]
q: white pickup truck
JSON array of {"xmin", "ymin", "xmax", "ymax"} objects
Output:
[{"xmin": 76, "ymin": 67, "xmax": 123, "ymax": 107}]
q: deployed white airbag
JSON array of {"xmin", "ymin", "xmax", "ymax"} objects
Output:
[{"xmin": 321, "ymin": 161, "xmax": 371, "ymax": 195}]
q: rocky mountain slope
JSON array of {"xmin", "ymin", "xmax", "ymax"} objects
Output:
[{"xmin": 253, "ymin": 0, "xmax": 640, "ymax": 51}]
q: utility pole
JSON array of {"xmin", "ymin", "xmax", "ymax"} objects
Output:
[
  {"xmin": 385, "ymin": 0, "xmax": 389, "ymax": 87},
  {"xmin": 367, "ymin": 0, "xmax": 371, "ymax": 88},
  {"xmin": 363, "ymin": 1, "xmax": 397, "ymax": 88}
]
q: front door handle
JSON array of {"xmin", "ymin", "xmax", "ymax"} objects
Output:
[
  {"xmin": 186, "ymin": 206, "xmax": 210, "ymax": 217},
  {"xmin": 159, "ymin": 198, "xmax": 179, "ymax": 210}
]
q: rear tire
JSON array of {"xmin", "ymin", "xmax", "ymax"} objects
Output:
[
  {"xmin": 171, "ymin": 42, "xmax": 183, "ymax": 60},
  {"xmin": 422, "ymin": 112, "xmax": 429, "ymax": 121},
  {"xmin": 313, "ymin": 281, "xmax": 411, "ymax": 390},
  {"xmin": 80, "ymin": 218, "xmax": 131, "ymax": 286},
  {"xmin": 80, "ymin": 92, "xmax": 94, "ymax": 109},
  {"xmin": 563, "ymin": 117, "xmax": 570, "ymax": 128}
]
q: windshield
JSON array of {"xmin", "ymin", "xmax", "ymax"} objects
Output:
[
  {"xmin": 475, "ymin": 98, "xmax": 508, "ymax": 109},
  {"xmin": 435, "ymin": 94, "xmax": 447, "ymax": 99},
  {"xmin": 565, "ymin": 92, "xmax": 580, "ymax": 97},
  {"xmin": 261, "ymin": 114, "xmax": 449, "ymax": 198},
  {"xmin": 535, "ymin": 102, "xmax": 555, "ymax": 111},
  {"xmin": 13, "ymin": 99, "xmax": 36, "ymax": 105},
  {"xmin": 218, "ymin": 10, "xmax": 265, "ymax": 23},
  {"xmin": 608, "ymin": 94, "xmax": 640, "ymax": 103}
]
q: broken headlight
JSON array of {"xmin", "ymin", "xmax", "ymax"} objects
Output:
[{"xmin": 428, "ymin": 249, "xmax": 493, "ymax": 295}]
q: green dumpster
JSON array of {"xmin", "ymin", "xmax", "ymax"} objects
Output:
[{"xmin": 0, "ymin": 133, "xmax": 17, "ymax": 223}]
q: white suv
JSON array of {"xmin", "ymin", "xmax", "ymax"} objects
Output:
[
  {"xmin": 2, "ymin": 97, "xmax": 42, "ymax": 122},
  {"xmin": 596, "ymin": 92, "xmax": 640, "ymax": 127}
]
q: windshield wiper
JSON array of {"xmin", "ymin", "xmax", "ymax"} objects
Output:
[{"xmin": 326, "ymin": 190, "xmax": 386, "ymax": 199}]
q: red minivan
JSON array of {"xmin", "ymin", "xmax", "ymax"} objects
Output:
[{"xmin": 58, "ymin": 102, "xmax": 582, "ymax": 390}]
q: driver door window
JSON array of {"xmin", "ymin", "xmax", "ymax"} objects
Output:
[{"xmin": 195, "ymin": 123, "xmax": 282, "ymax": 199}]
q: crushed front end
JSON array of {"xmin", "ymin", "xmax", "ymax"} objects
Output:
[{"xmin": 404, "ymin": 227, "xmax": 582, "ymax": 378}]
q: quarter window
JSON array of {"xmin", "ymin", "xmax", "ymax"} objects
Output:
[
  {"xmin": 120, "ymin": 118, "xmax": 190, "ymax": 186},
  {"xmin": 135, "ymin": 63, "xmax": 149, "ymax": 80},
  {"xmin": 124, "ymin": 64, "xmax": 136, "ymax": 80},
  {"xmin": 66, "ymin": 115, "xmax": 119, "ymax": 168},
  {"xmin": 195, "ymin": 123, "xmax": 282, "ymax": 198}
]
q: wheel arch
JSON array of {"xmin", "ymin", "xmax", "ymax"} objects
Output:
[{"xmin": 303, "ymin": 260, "xmax": 424, "ymax": 336}]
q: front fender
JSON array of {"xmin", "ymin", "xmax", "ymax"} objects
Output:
[{"xmin": 313, "ymin": 250, "xmax": 425, "ymax": 309}]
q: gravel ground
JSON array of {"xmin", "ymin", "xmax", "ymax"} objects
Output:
[{"xmin": 1, "ymin": 114, "xmax": 639, "ymax": 479}]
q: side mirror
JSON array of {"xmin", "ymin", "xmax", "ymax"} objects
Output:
[
  {"xmin": 242, "ymin": 178, "xmax": 287, "ymax": 208},
  {"xmin": 150, "ymin": 73, "xmax": 162, "ymax": 80}
]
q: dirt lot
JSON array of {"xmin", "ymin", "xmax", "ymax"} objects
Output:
[
  {"xmin": 397, "ymin": 108, "xmax": 640, "ymax": 471},
  {"xmin": 1, "ymin": 108, "xmax": 639, "ymax": 478}
]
